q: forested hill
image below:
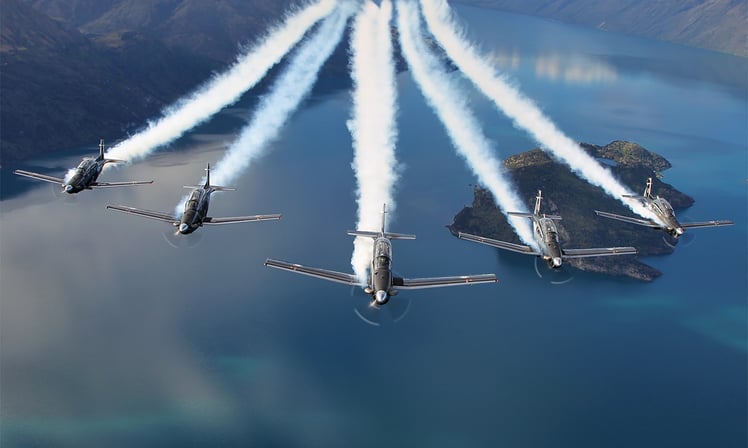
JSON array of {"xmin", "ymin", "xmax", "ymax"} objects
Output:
[
  {"xmin": 1, "ymin": 0, "xmax": 294, "ymax": 163},
  {"xmin": 456, "ymin": 0, "xmax": 748, "ymax": 57}
]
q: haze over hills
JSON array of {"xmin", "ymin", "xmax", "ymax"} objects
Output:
[{"xmin": 456, "ymin": 0, "xmax": 748, "ymax": 57}]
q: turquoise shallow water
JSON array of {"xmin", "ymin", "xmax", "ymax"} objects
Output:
[{"xmin": 1, "ymin": 4, "xmax": 746, "ymax": 447}]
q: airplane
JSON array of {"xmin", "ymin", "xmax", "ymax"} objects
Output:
[
  {"xmin": 13, "ymin": 139, "xmax": 153, "ymax": 194},
  {"xmin": 595, "ymin": 178, "xmax": 733, "ymax": 238},
  {"xmin": 458, "ymin": 190, "xmax": 637, "ymax": 268},
  {"xmin": 265, "ymin": 205, "xmax": 497, "ymax": 308},
  {"xmin": 106, "ymin": 163, "xmax": 281, "ymax": 234}
]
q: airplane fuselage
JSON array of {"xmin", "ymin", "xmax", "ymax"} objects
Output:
[
  {"xmin": 647, "ymin": 196, "xmax": 684, "ymax": 237},
  {"xmin": 533, "ymin": 217, "xmax": 563, "ymax": 268},
  {"xmin": 178, "ymin": 187, "xmax": 212, "ymax": 234},
  {"xmin": 64, "ymin": 158, "xmax": 104, "ymax": 193},
  {"xmin": 367, "ymin": 237, "xmax": 395, "ymax": 304}
]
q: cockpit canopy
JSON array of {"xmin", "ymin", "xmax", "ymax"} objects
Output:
[
  {"xmin": 76, "ymin": 159, "xmax": 94, "ymax": 172},
  {"xmin": 373, "ymin": 239, "xmax": 392, "ymax": 269},
  {"xmin": 185, "ymin": 189, "xmax": 202, "ymax": 210},
  {"xmin": 540, "ymin": 219, "xmax": 558, "ymax": 241},
  {"xmin": 653, "ymin": 197, "xmax": 675, "ymax": 218}
]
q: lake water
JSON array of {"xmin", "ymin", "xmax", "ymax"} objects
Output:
[{"xmin": 1, "ymin": 4, "xmax": 746, "ymax": 447}]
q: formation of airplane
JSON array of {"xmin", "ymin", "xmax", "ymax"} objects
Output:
[
  {"xmin": 13, "ymin": 140, "xmax": 153, "ymax": 194},
  {"xmin": 265, "ymin": 205, "xmax": 497, "ymax": 308},
  {"xmin": 10, "ymin": 136, "xmax": 735, "ymax": 322},
  {"xmin": 458, "ymin": 190, "xmax": 637, "ymax": 268},
  {"xmin": 595, "ymin": 178, "xmax": 734, "ymax": 238},
  {"xmin": 106, "ymin": 163, "xmax": 281, "ymax": 235}
]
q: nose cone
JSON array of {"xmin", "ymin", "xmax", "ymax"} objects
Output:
[
  {"xmin": 552, "ymin": 257, "xmax": 563, "ymax": 268},
  {"xmin": 675, "ymin": 227, "xmax": 684, "ymax": 236},
  {"xmin": 178, "ymin": 223, "xmax": 190, "ymax": 234},
  {"xmin": 375, "ymin": 290, "xmax": 389, "ymax": 305},
  {"xmin": 64, "ymin": 184, "xmax": 74, "ymax": 193}
]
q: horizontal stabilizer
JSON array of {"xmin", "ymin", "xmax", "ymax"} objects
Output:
[
  {"xmin": 183, "ymin": 185, "xmax": 237, "ymax": 191},
  {"xmin": 204, "ymin": 214, "xmax": 282, "ymax": 224},
  {"xmin": 264, "ymin": 258, "xmax": 362, "ymax": 286},
  {"xmin": 347, "ymin": 230, "xmax": 416, "ymax": 240},
  {"xmin": 562, "ymin": 246, "xmax": 637, "ymax": 258},
  {"xmin": 507, "ymin": 211, "xmax": 534, "ymax": 218},
  {"xmin": 594, "ymin": 210, "xmax": 661, "ymax": 228},
  {"xmin": 457, "ymin": 232, "xmax": 539, "ymax": 256},
  {"xmin": 103, "ymin": 159, "xmax": 127, "ymax": 165}
]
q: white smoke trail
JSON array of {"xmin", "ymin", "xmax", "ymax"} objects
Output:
[
  {"xmin": 348, "ymin": 0, "xmax": 400, "ymax": 282},
  {"xmin": 419, "ymin": 0, "xmax": 659, "ymax": 222},
  {"xmin": 175, "ymin": 3, "xmax": 357, "ymax": 214},
  {"xmin": 105, "ymin": 0, "xmax": 337, "ymax": 162},
  {"xmin": 395, "ymin": 0, "xmax": 536, "ymax": 247}
]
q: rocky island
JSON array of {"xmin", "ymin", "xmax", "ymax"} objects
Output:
[{"xmin": 449, "ymin": 140, "xmax": 695, "ymax": 281}]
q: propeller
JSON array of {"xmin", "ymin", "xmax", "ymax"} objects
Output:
[
  {"xmin": 353, "ymin": 294, "xmax": 412, "ymax": 327},
  {"xmin": 533, "ymin": 257, "xmax": 574, "ymax": 285},
  {"xmin": 50, "ymin": 184, "xmax": 76, "ymax": 202},
  {"xmin": 662, "ymin": 232, "xmax": 695, "ymax": 249},
  {"xmin": 162, "ymin": 229, "xmax": 203, "ymax": 249}
]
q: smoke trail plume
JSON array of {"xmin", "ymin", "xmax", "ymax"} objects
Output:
[
  {"xmin": 175, "ymin": 3, "xmax": 357, "ymax": 214},
  {"xmin": 105, "ymin": 0, "xmax": 337, "ymax": 163},
  {"xmin": 395, "ymin": 0, "xmax": 535, "ymax": 246},
  {"xmin": 419, "ymin": 0, "xmax": 658, "ymax": 222},
  {"xmin": 348, "ymin": 0, "xmax": 400, "ymax": 282}
]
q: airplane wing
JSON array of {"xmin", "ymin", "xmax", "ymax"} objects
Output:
[
  {"xmin": 91, "ymin": 180, "xmax": 154, "ymax": 188},
  {"xmin": 457, "ymin": 232, "xmax": 539, "ymax": 255},
  {"xmin": 13, "ymin": 170, "xmax": 65, "ymax": 185},
  {"xmin": 106, "ymin": 205, "xmax": 178, "ymax": 224},
  {"xmin": 264, "ymin": 258, "xmax": 363, "ymax": 286},
  {"xmin": 562, "ymin": 247, "xmax": 637, "ymax": 258},
  {"xmin": 594, "ymin": 210, "xmax": 661, "ymax": 228},
  {"xmin": 204, "ymin": 214, "xmax": 282, "ymax": 224},
  {"xmin": 681, "ymin": 220, "xmax": 734, "ymax": 229},
  {"xmin": 395, "ymin": 274, "xmax": 497, "ymax": 289}
]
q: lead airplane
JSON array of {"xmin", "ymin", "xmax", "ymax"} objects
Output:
[
  {"xmin": 458, "ymin": 190, "xmax": 637, "ymax": 268},
  {"xmin": 107, "ymin": 163, "xmax": 281, "ymax": 235},
  {"xmin": 595, "ymin": 178, "xmax": 733, "ymax": 238},
  {"xmin": 13, "ymin": 139, "xmax": 153, "ymax": 194},
  {"xmin": 265, "ymin": 205, "xmax": 497, "ymax": 307}
]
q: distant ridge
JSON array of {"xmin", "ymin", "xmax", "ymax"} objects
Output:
[{"xmin": 456, "ymin": 0, "xmax": 748, "ymax": 57}]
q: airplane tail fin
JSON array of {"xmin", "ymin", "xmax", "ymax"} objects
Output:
[
  {"xmin": 506, "ymin": 190, "xmax": 560, "ymax": 219},
  {"xmin": 98, "ymin": 139, "xmax": 126, "ymax": 165},
  {"xmin": 347, "ymin": 204, "xmax": 416, "ymax": 240},
  {"xmin": 644, "ymin": 177, "xmax": 653, "ymax": 198},
  {"xmin": 534, "ymin": 190, "xmax": 543, "ymax": 215},
  {"xmin": 622, "ymin": 178, "xmax": 652, "ymax": 200},
  {"xmin": 184, "ymin": 163, "xmax": 236, "ymax": 191},
  {"xmin": 381, "ymin": 203, "xmax": 387, "ymax": 235}
]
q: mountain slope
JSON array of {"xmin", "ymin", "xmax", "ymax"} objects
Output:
[
  {"xmin": 456, "ymin": 0, "xmax": 748, "ymax": 57},
  {"xmin": 1, "ymin": 0, "xmax": 293, "ymax": 163}
]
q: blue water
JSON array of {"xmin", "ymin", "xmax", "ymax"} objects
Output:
[{"xmin": 1, "ymin": 5, "xmax": 746, "ymax": 447}]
